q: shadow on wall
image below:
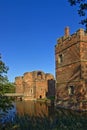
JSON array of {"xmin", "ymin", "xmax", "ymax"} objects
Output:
[
  {"xmin": 65, "ymin": 64, "xmax": 84, "ymax": 97},
  {"xmin": 46, "ymin": 79, "xmax": 55, "ymax": 98},
  {"xmin": 65, "ymin": 64, "xmax": 87, "ymax": 106}
]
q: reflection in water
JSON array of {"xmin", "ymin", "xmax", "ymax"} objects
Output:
[
  {"xmin": 0, "ymin": 101, "xmax": 54, "ymax": 124},
  {"xmin": 16, "ymin": 101, "xmax": 50, "ymax": 117},
  {"xmin": 0, "ymin": 101, "xmax": 87, "ymax": 129},
  {"xmin": 15, "ymin": 101, "xmax": 87, "ymax": 118},
  {"xmin": 0, "ymin": 103, "xmax": 16, "ymax": 124}
]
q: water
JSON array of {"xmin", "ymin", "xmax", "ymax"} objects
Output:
[
  {"xmin": 15, "ymin": 101, "xmax": 54, "ymax": 117},
  {"xmin": 0, "ymin": 103, "xmax": 16, "ymax": 124},
  {"xmin": 0, "ymin": 101, "xmax": 54, "ymax": 124},
  {"xmin": 0, "ymin": 101, "xmax": 87, "ymax": 129}
]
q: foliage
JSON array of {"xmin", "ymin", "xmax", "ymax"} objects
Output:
[
  {"xmin": 3, "ymin": 83, "xmax": 15, "ymax": 93},
  {"xmin": 68, "ymin": 0, "xmax": 87, "ymax": 30},
  {"xmin": 0, "ymin": 54, "xmax": 8, "ymax": 84},
  {"xmin": 0, "ymin": 54, "xmax": 13, "ymax": 112}
]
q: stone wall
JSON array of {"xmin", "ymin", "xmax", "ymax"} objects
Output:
[
  {"xmin": 15, "ymin": 76, "xmax": 24, "ymax": 93},
  {"xmin": 15, "ymin": 71, "xmax": 55, "ymax": 100},
  {"xmin": 55, "ymin": 27, "xmax": 87, "ymax": 111}
]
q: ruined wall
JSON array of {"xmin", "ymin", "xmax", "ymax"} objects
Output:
[
  {"xmin": 35, "ymin": 73, "xmax": 55, "ymax": 99},
  {"xmin": 35, "ymin": 80, "xmax": 47, "ymax": 99},
  {"xmin": 15, "ymin": 76, "xmax": 24, "ymax": 93},
  {"xmin": 23, "ymin": 72, "xmax": 35, "ymax": 99},
  {"xmin": 15, "ymin": 71, "xmax": 55, "ymax": 100},
  {"xmin": 47, "ymin": 79, "xmax": 55, "ymax": 97},
  {"xmin": 45, "ymin": 74, "xmax": 55, "ymax": 98}
]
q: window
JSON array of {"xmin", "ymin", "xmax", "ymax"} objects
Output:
[
  {"xmin": 37, "ymin": 71, "xmax": 42, "ymax": 79},
  {"xmin": 68, "ymin": 86, "xmax": 74, "ymax": 95},
  {"xmin": 37, "ymin": 71, "xmax": 42, "ymax": 75},
  {"xmin": 58, "ymin": 54, "xmax": 63, "ymax": 64}
]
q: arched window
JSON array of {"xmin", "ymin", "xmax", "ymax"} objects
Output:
[{"xmin": 37, "ymin": 71, "xmax": 42, "ymax": 79}]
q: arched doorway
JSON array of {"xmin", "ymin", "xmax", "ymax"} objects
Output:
[{"xmin": 40, "ymin": 95, "xmax": 42, "ymax": 99}]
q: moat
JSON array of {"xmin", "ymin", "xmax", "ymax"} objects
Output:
[{"xmin": 1, "ymin": 101, "xmax": 87, "ymax": 129}]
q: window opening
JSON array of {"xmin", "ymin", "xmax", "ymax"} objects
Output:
[
  {"xmin": 37, "ymin": 71, "xmax": 42, "ymax": 79},
  {"xmin": 58, "ymin": 54, "xmax": 63, "ymax": 64},
  {"xmin": 37, "ymin": 71, "xmax": 42, "ymax": 76},
  {"xmin": 68, "ymin": 86, "xmax": 74, "ymax": 95}
]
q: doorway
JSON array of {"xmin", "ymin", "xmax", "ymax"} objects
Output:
[{"xmin": 40, "ymin": 95, "xmax": 42, "ymax": 99}]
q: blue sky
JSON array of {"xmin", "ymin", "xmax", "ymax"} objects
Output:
[{"xmin": 0, "ymin": 0, "xmax": 85, "ymax": 82}]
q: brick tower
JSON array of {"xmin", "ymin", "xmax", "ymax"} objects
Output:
[{"xmin": 55, "ymin": 27, "xmax": 87, "ymax": 110}]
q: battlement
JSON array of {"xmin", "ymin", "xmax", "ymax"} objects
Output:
[
  {"xmin": 15, "ymin": 76, "xmax": 23, "ymax": 81},
  {"xmin": 55, "ymin": 27, "xmax": 87, "ymax": 54},
  {"xmin": 55, "ymin": 27, "xmax": 87, "ymax": 111}
]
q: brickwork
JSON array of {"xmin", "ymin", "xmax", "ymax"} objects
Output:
[
  {"xmin": 15, "ymin": 71, "xmax": 55, "ymax": 100},
  {"xmin": 55, "ymin": 27, "xmax": 87, "ymax": 110},
  {"xmin": 15, "ymin": 76, "xmax": 24, "ymax": 93}
]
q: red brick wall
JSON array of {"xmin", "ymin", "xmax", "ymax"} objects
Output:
[
  {"xmin": 36, "ymin": 80, "xmax": 47, "ymax": 99},
  {"xmin": 55, "ymin": 28, "xmax": 87, "ymax": 102},
  {"xmin": 15, "ymin": 71, "xmax": 55, "ymax": 100},
  {"xmin": 15, "ymin": 77, "xmax": 23, "ymax": 93}
]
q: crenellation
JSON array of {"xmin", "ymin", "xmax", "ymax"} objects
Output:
[
  {"xmin": 55, "ymin": 27, "xmax": 87, "ymax": 111},
  {"xmin": 77, "ymin": 28, "xmax": 84, "ymax": 36}
]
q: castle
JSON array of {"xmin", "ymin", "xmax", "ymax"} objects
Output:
[
  {"xmin": 55, "ymin": 27, "xmax": 87, "ymax": 110},
  {"xmin": 15, "ymin": 70, "xmax": 55, "ymax": 100},
  {"xmin": 15, "ymin": 27, "xmax": 87, "ymax": 110}
]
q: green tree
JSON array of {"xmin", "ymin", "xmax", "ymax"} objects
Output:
[
  {"xmin": 0, "ymin": 54, "xmax": 13, "ymax": 111},
  {"xmin": 68, "ymin": 0, "xmax": 87, "ymax": 31}
]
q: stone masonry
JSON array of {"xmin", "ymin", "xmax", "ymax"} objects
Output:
[
  {"xmin": 55, "ymin": 27, "xmax": 87, "ymax": 110},
  {"xmin": 15, "ymin": 70, "xmax": 55, "ymax": 100}
]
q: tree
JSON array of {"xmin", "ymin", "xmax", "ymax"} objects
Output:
[
  {"xmin": 0, "ymin": 54, "xmax": 13, "ymax": 111},
  {"xmin": 68, "ymin": 0, "xmax": 87, "ymax": 31}
]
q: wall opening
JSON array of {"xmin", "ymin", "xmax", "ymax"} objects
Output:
[
  {"xmin": 40, "ymin": 95, "xmax": 42, "ymax": 99},
  {"xmin": 37, "ymin": 71, "xmax": 42, "ymax": 79},
  {"xmin": 58, "ymin": 54, "xmax": 63, "ymax": 64},
  {"xmin": 68, "ymin": 86, "xmax": 74, "ymax": 95},
  {"xmin": 37, "ymin": 71, "xmax": 42, "ymax": 75}
]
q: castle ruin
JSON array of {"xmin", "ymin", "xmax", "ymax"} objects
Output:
[{"xmin": 15, "ymin": 70, "xmax": 55, "ymax": 100}]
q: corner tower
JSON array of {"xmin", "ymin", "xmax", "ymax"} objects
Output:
[{"xmin": 55, "ymin": 27, "xmax": 87, "ymax": 110}]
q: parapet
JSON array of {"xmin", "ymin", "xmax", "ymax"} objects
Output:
[
  {"xmin": 55, "ymin": 27, "xmax": 87, "ymax": 53},
  {"xmin": 15, "ymin": 76, "xmax": 23, "ymax": 81},
  {"xmin": 15, "ymin": 70, "xmax": 55, "ymax": 82}
]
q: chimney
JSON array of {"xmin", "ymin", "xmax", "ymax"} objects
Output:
[{"xmin": 65, "ymin": 27, "xmax": 70, "ymax": 37}]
